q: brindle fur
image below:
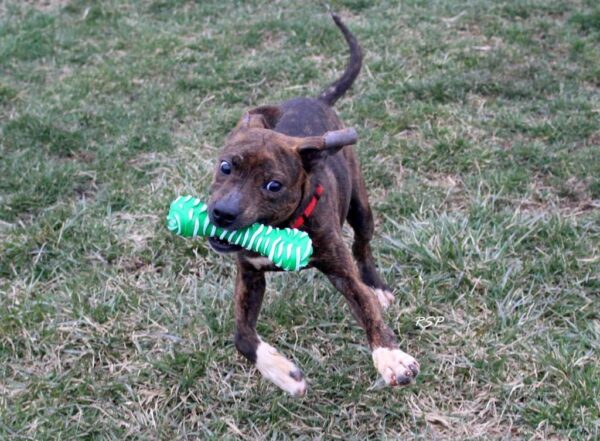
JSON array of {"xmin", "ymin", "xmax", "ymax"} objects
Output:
[{"xmin": 207, "ymin": 14, "xmax": 417, "ymax": 390}]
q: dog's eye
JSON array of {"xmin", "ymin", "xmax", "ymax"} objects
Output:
[
  {"xmin": 220, "ymin": 161, "xmax": 231, "ymax": 175},
  {"xmin": 265, "ymin": 180, "xmax": 282, "ymax": 192}
]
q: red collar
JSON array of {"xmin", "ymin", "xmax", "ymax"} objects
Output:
[{"xmin": 290, "ymin": 184, "xmax": 324, "ymax": 229}]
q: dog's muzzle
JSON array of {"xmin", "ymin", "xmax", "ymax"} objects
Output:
[{"xmin": 207, "ymin": 236, "xmax": 243, "ymax": 253}]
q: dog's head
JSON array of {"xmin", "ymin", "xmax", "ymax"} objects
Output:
[{"xmin": 207, "ymin": 106, "xmax": 357, "ymax": 253}]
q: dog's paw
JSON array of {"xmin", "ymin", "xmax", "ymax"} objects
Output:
[
  {"xmin": 373, "ymin": 288, "xmax": 394, "ymax": 310},
  {"xmin": 256, "ymin": 341, "xmax": 307, "ymax": 397},
  {"xmin": 372, "ymin": 347, "xmax": 419, "ymax": 386}
]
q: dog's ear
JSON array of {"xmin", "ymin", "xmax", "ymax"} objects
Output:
[
  {"xmin": 297, "ymin": 128, "xmax": 358, "ymax": 170},
  {"xmin": 237, "ymin": 106, "xmax": 282, "ymax": 129}
]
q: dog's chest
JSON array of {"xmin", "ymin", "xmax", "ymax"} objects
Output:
[{"xmin": 244, "ymin": 256, "xmax": 273, "ymax": 270}]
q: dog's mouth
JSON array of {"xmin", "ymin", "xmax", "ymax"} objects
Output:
[{"xmin": 208, "ymin": 236, "xmax": 244, "ymax": 253}]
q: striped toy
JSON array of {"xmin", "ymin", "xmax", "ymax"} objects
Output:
[{"xmin": 167, "ymin": 195, "xmax": 313, "ymax": 271}]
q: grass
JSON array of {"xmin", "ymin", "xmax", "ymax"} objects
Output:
[{"xmin": 1, "ymin": 0, "xmax": 599, "ymax": 439}]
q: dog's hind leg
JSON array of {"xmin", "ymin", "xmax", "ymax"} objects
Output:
[
  {"xmin": 233, "ymin": 260, "xmax": 307, "ymax": 396},
  {"xmin": 345, "ymin": 166, "xmax": 395, "ymax": 310}
]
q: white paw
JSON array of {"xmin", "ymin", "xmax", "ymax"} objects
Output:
[
  {"xmin": 372, "ymin": 347, "xmax": 419, "ymax": 386},
  {"xmin": 255, "ymin": 341, "xmax": 307, "ymax": 397},
  {"xmin": 373, "ymin": 288, "xmax": 395, "ymax": 310}
]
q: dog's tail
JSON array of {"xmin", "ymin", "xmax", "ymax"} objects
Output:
[{"xmin": 317, "ymin": 14, "xmax": 363, "ymax": 107}]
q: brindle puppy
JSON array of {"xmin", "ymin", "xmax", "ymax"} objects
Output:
[{"xmin": 207, "ymin": 14, "xmax": 419, "ymax": 396}]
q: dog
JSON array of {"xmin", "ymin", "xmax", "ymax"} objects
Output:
[{"xmin": 207, "ymin": 14, "xmax": 419, "ymax": 396}]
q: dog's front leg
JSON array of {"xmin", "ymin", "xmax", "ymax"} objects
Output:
[
  {"xmin": 316, "ymin": 247, "xmax": 420, "ymax": 387},
  {"xmin": 233, "ymin": 260, "xmax": 307, "ymax": 396}
]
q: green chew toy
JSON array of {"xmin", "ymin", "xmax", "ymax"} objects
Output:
[{"xmin": 167, "ymin": 195, "xmax": 313, "ymax": 271}]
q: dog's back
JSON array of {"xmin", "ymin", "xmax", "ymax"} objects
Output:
[{"xmin": 265, "ymin": 14, "xmax": 365, "ymax": 224}]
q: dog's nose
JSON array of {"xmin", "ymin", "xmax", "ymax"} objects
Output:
[{"xmin": 211, "ymin": 200, "xmax": 240, "ymax": 228}]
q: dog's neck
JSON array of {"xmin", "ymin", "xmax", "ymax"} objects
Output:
[{"xmin": 287, "ymin": 176, "xmax": 322, "ymax": 229}]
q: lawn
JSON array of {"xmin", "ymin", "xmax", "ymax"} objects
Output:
[{"xmin": 1, "ymin": 0, "xmax": 599, "ymax": 439}]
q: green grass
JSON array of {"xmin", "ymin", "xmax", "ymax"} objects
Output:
[{"xmin": 1, "ymin": 0, "xmax": 599, "ymax": 439}]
